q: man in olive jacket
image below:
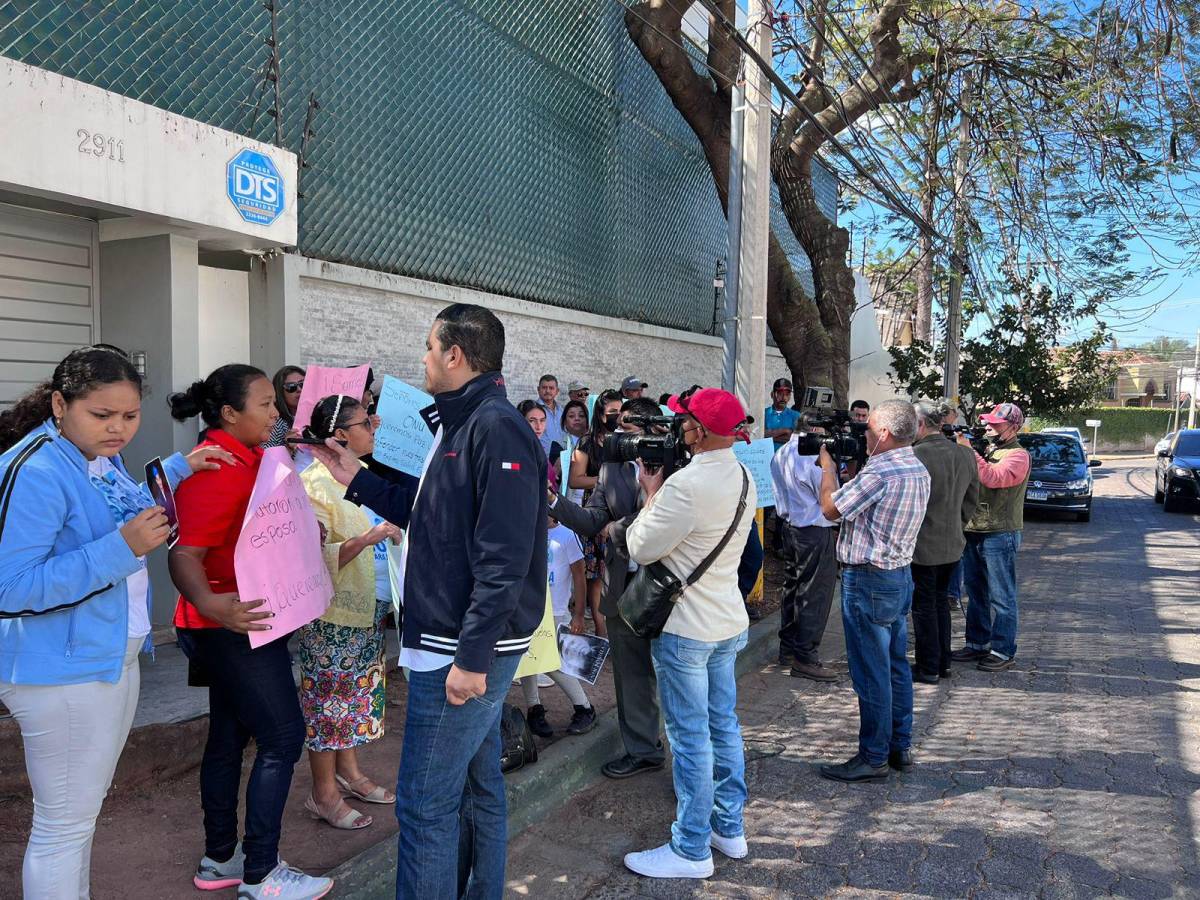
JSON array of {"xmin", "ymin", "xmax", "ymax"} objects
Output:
[{"xmin": 910, "ymin": 402, "xmax": 979, "ymax": 683}]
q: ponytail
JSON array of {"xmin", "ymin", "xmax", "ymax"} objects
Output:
[
  {"xmin": 0, "ymin": 345, "xmax": 141, "ymax": 451},
  {"xmin": 169, "ymin": 364, "xmax": 267, "ymax": 429}
]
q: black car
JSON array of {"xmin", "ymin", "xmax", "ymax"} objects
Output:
[
  {"xmin": 1155, "ymin": 428, "xmax": 1200, "ymax": 513},
  {"xmin": 1017, "ymin": 433, "xmax": 1101, "ymax": 522}
]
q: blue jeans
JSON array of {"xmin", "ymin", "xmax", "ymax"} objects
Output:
[
  {"xmin": 394, "ymin": 653, "xmax": 522, "ymax": 900},
  {"xmin": 840, "ymin": 565, "xmax": 913, "ymax": 768},
  {"xmin": 650, "ymin": 629, "xmax": 749, "ymax": 862},
  {"xmin": 962, "ymin": 530, "xmax": 1022, "ymax": 659},
  {"xmin": 177, "ymin": 628, "xmax": 305, "ymax": 883}
]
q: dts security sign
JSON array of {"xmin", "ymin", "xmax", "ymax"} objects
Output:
[{"xmin": 226, "ymin": 149, "xmax": 285, "ymax": 226}]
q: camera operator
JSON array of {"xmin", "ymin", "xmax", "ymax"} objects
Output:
[
  {"xmin": 548, "ymin": 397, "xmax": 668, "ymax": 780},
  {"xmin": 951, "ymin": 402, "xmax": 1031, "ymax": 673},
  {"xmin": 620, "ymin": 388, "xmax": 756, "ymax": 880},
  {"xmin": 910, "ymin": 401, "xmax": 979, "ymax": 684},
  {"xmin": 769, "ymin": 419, "xmax": 837, "ymax": 682},
  {"xmin": 814, "ymin": 400, "xmax": 930, "ymax": 783}
]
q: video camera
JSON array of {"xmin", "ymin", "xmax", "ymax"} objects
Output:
[
  {"xmin": 793, "ymin": 386, "xmax": 868, "ymax": 469},
  {"xmin": 603, "ymin": 415, "xmax": 690, "ymax": 477},
  {"xmin": 942, "ymin": 423, "xmax": 988, "ymax": 454}
]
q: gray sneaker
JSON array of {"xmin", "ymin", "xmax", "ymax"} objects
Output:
[
  {"xmin": 237, "ymin": 862, "xmax": 333, "ymax": 899},
  {"xmin": 194, "ymin": 843, "xmax": 245, "ymax": 891}
]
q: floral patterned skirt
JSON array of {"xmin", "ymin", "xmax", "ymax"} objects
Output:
[{"xmin": 298, "ymin": 600, "xmax": 389, "ymax": 751}]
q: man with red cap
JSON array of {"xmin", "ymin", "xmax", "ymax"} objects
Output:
[
  {"xmin": 621, "ymin": 388, "xmax": 757, "ymax": 881},
  {"xmin": 951, "ymin": 402, "xmax": 1032, "ymax": 673}
]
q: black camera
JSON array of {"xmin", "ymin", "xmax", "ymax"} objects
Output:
[
  {"xmin": 942, "ymin": 423, "xmax": 988, "ymax": 454},
  {"xmin": 793, "ymin": 388, "xmax": 868, "ymax": 468},
  {"xmin": 603, "ymin": 415, "xmax": 690, "ymax": 477}
]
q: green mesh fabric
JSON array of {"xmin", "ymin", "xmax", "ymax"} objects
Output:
[{"xmin": 1, "ymin": 0, "xmax": 836, "ymax": 333}]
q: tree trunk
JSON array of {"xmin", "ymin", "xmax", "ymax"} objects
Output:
[{"xmin": 624, "ymin": 1, "xmax": 830, "ymax": 398}]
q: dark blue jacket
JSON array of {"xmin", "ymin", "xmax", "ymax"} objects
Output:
[{"xmin": 345, "ymin": 371, "xmax": 547, "ymax": 673}]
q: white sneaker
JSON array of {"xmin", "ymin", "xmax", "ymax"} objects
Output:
[
  {"xmin": 710, "ymin": 832, "xmax": 748, "ymax": 859},
  {"xmin": 237, "ymin": 862, "xmax": 333, "ymax": 899},
  {"xmin": 194, "ymin": 843, "xmax": 245, "ymax": 890},
  {"xmin": 623, "ymin": 842, "xmax": 714, "ymax": 879}
]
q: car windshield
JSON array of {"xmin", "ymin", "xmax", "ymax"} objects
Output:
[
  {"xmin": 1018, "ymin": 435, "xmax": 1085, "ymax": 464},
  {"xmin": 1173, "ymin": 433, "xmax": 1200, "ymax": 456}
]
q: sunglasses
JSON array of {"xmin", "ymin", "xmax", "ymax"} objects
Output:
[
  {"xmin": 343, "ymin": 418, "xmax": 375, "ymax": 432},
  {"xmin": 283, "ymin": 381, "xmax": 304, "ymax": 394}
]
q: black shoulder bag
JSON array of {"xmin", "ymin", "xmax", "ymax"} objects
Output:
[{"xmin": 618, "ymin": 469, "xmax": 750, "ymax": 640}]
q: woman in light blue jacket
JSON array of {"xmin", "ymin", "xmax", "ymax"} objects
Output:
[{"xmin": 0, "ymin": 345, "xmax": 230, "ymax": 900}]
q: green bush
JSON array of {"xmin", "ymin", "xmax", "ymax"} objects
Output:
[{"xmin": 1026, "ymin": 407, "xmax": 1178, "ymax": 449}]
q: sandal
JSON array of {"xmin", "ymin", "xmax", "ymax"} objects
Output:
[
  {"xmin": 304, "ymin": 794, "xmax": 372, "ymax": 830},
  {"xmin": 335, "ymin": 773, "xmax": 396, "ymax": 805}
]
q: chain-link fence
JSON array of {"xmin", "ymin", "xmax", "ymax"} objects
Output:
[{"xmin": 2, "ymin": 0, "xmax": 836, "ymax": 334}]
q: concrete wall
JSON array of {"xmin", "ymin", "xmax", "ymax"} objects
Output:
[
  {"xmin": 100, "ymin": 234, "xmax": 200, "ymax": 625},
  {"xmin": 198, "ymin": 266, "xmax": 250, "ymax": 374},
  {"xmin": 291, "ymin": 258, "xmax": 789, "ymax": 412}
]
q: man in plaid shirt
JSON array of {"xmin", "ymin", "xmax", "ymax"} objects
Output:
[{"xmin": 815, "ymin": 400, "xmax": 930, "ymax": 783}]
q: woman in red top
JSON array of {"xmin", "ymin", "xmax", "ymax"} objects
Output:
[{"xmin": 167, "ymin": 364, "xmax": 332, "ymax": 899}]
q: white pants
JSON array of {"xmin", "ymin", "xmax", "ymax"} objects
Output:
[{"xmin": 0, "ymin": 637, "xmax": 142, "ymax": 900}]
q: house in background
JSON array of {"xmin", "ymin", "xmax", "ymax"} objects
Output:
[{"xmin": 1097, "ymin": 351, "xmax": 1181, "ymax": 407}]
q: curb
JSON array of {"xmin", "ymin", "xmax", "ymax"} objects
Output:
[{"xmin": 326, "ymin": 608, "xmax": 783, "ymax": 898}]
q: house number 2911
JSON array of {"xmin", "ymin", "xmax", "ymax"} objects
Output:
[{"xmin": 76, "ymin": 129, "xmax": 125, "ymax": 163}]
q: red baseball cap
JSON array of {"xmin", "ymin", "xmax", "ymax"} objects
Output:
[
  {"xmin": 979, "ymin": 402, "xmax": 1024, "ymax": 428},
  {"xmin": 667, "ymin": 388, "xmax": 752, "ymax": 442}
]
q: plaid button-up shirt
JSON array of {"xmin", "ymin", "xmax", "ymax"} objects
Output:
[{"xmin": 833, "ymin": 446, "xmax": 930, "ymax": 569}]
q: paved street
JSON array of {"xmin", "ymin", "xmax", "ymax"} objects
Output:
[{"xmin": 506, "ymin": 456, "xmax": 1200, "ymax": 898}]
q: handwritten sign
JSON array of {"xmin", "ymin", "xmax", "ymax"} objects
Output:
[
  {"xmin": 732, "ymin": 438, "xmax": 776, "ymax": 508},
  {"xmin": 293, "ymin": 363, "xmax": 371, "ymax": 432},
  {"xmin": 514, "ymin": 589, "xmax": 562, "ymax": 679},
  {"xmin": 373, "ymin": 376, "xmax": 436, "ymax": 477},
  {"xmin": 235, "ymin": 447, "xmax": 334, "ymax": 647}
]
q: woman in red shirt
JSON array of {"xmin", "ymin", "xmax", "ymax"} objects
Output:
[{"xmin": 167, "ymin": 364, "xmax": 332, "ymax": 900}]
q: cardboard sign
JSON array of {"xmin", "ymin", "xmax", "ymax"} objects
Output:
[
  {"xmin": 733, "ymin": 438, "xmax": 776, "ymax": 508},
  {"xmin": 373, "ymin": 376, "xmax": 436, "ymax": 477},
  {"xmin": 235, "ymin": 447, "xmax": 334, "ymax": 647},
  {"xmin": 292, "ymin": 363, "xmax": 372, "ymax": 432},
  {"xmin": 514, "ymin": 589, "xmax": 562, "ymax": 679}
]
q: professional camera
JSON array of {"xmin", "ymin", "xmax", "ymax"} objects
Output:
[
  {"xmin": 603, "ymin": 415, "xmax": 690, "ymax": 476},
  {"xmin": 941, "ymin": 422, "xmax": 988, "ymax": 454},
  {"xmin": 793, "ymin": 386, "xmax": 868, "ymax": 468}
]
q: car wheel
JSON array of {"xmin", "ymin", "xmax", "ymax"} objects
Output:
[
  {"xmin": 1154, "ymin": 483, "xmax": 1164, "ymax": 503},
  {"xmin": 1163, "ymin": 484, "xmax": 1181, "ymax": 513}
]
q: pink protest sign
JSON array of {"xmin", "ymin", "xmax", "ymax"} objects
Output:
[
  {"xmin": 235, "ymin": 447, "xmax": 334, "ymax": 648},
  {"xmin": 292, "ymin": 363, "xmax": 372, "ymax": 432}
]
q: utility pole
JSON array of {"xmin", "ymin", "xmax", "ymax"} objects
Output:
[
  {"xmin": 732, "ymin": 0, "xmax": 772, "ymax": 435},
  {"xmin": 720, "ymin": 79, "xmax": 746, "ymax": 393},
  {"xmin": 943, "ymin": 72, "xmax": 973, "ymax": 403},
  {"xmin": 1189, "ymin": 329, "xmax": 1199, "ymax": 429}
]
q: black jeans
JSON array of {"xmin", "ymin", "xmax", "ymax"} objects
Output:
[
  {"xmin": 178, "ymin": 628, "xmax": 304, "ymax": 883},
  {"xmin": 910, "ymin": 561, "xmax": 958, "ymax": 675},
  {"xmin": 779, "ymin": 524, "xmax": 837, "ymax": 664}
]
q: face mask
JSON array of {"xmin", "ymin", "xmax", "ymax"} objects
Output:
[{"xmin": 604, "ymin": 414, "xmax": 620, "ymax": 430}]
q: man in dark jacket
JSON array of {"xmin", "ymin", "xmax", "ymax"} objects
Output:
[
  {"xmin": 313, "ymin": 303, "xmax": 545, "ymax": 900},
  {"xmin": 910, "ymin": 401, "xmax": 979, "ymax": 683},
  {"xmin": 549, "ymin": 396, "xmax": 667, "ymax": 780}
]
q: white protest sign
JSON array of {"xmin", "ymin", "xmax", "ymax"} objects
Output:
[{"xmin": 732, "ymin": 438, "xmax": 776, "ymax": 508}]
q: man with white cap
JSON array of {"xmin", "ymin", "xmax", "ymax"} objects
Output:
[{"xmin": 951, "ymin": 402, "xmax": 1032, "ymax": 673}]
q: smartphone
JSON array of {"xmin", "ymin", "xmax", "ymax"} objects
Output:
[
  {"xmin": 144, "ymin": 457, "xmax": 180, "ymax": 549},
  {"xmin": 285, "ymin": 436, "xmax": 347, "ymax": 447}
]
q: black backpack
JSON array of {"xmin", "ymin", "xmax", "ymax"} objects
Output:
[{"xmin": 499, "ymin": 703, "xmax": 538, "ymax": 773}]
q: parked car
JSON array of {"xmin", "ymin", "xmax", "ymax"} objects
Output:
[
  {"xmin": 1155, "ymin": 432, "xmax": 1176, "ymax": 456},
  {"xmin": 1041, "ymin": 426, "xmax": 1089, "ymax": 451},
  {"xmin": 1155, "ymin": 429, "xmax": 1200, "ymax": 513},
  {"xmin": 1017, "ymin": 433, "xmax": 1101, "ymax": 522}
]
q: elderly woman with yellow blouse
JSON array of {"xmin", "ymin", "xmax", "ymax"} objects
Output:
[{"xmin": 298, "ymin": 395, "xmax": 401, "ymax": 830}]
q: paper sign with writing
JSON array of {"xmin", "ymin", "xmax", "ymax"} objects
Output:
[
  {"xmin": 514, "ymin": 589, "xmax": 562, "ymax": 679},
  {"xmin": 732, "ymin": 438, "xmax": 776, "ymax": 508},
  {"xmin": 235, "ymin": 447, "xmax": 334, "ymax": 648},
  {"xmin": 292, "ymin": 363, "xmax": 372, "ymax": 432},
  {"xmin": 373, "ymin": 376, "xmax": 436, "ymax": 477}
]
